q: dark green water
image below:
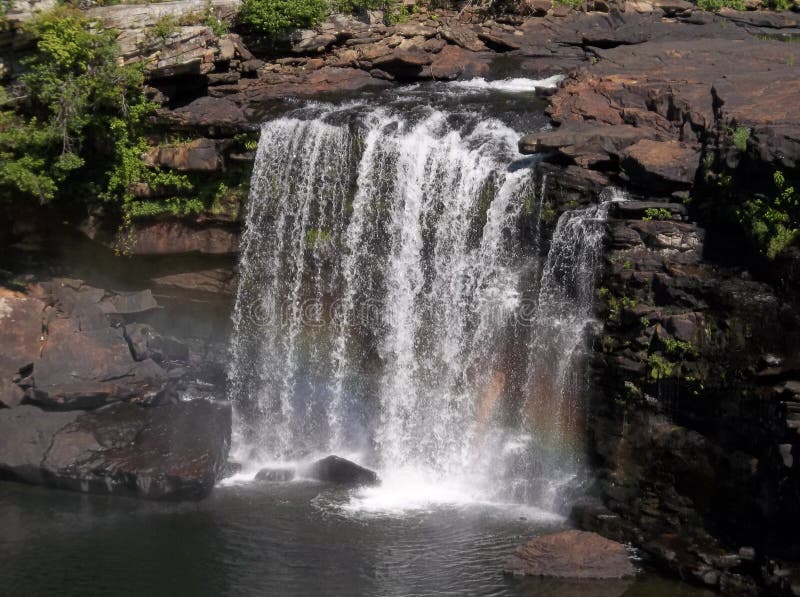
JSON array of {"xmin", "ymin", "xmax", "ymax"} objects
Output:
[{"xmin": 0, "ymin": 482, "xmax": 713, "ymax": 597}]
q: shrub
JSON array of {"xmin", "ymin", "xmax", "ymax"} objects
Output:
[
  {"xmin": 696, "ymin": 0, "xmax": 745, "ymax": 10},
  {"xmin": 642, "ymin": 207, "xmax": 673, "ymax": 221},
  {"xmin": 238, "ymin": 0, "xmax": 327, "ymax": 37},
  {"xmin": 0, "ymin": 8, "xmax": 143, "ymax": 203},
  {"xmin": 731, "ymin": 126, "xmax": 750, "ymax": 152},
  {"xmin": 737, "ymin": 170, "xmax": 799, "ymax": 260}
]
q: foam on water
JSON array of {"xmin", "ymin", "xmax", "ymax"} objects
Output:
[{"xmin": 449, "ymin": 75, "xmax": 565, "ymax": 92}]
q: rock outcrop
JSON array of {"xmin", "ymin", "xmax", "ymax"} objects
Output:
[
  {"xmin": 505, "ymin": 530, "xmax": 636, "ymax": 579},
  {"xmin": 0, "ymin": 401, "xmax": 231, "ymax": 499},
  {"xmin": 304, "ymin": 455, "xmax": 380, "ymax": 486}
]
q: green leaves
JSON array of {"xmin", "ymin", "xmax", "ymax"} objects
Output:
[
  {"xmin": 0, "ymin": 7, "xmax": 146, "ymax": 207},
  {"xmin": 238, "ymin": 0, "xmax": 328, "ymax": 37},
  {"xmin": 737, "ymin": 170, "xmax": 799, "ymax": 260}
]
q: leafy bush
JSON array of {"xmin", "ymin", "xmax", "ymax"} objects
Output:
[
  {"xmin": 238, "ymin": 0, "xmax": 327, "ymax": 37},
  {"xmin": 696, "ymin": 0, "xmax": 745, "ymax": 10},
  {"xmin": 0, "ymin": 7, "xmax": 196, "ymax": 228},
  {"xmin": 0, "ymin": 8, "xmax": 144, "ymax": 203},
  {"xmin": 731, "ymin": 126, "xmax": 750, "ymax": 151},
  {"xmin": 642, "ymin": 207, "xmax": 673, "ymax": 221},
  {"xmin": 737, "ymin": 171, "xmax": 799, "ymax": 260}
]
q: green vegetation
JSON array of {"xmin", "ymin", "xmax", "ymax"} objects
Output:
[
  {"xmin": 238, "ymin": 0, "xmax": 328, "ymax": 37},
  {"xmin": 552, "ymin": 0, "xmax": 584, "ymax": 8},
  {"xmin": 238, "ymin": 0, "xmax": 413, "ymax": 36},
  {"xmin": 642, "ymin": 207, "xmax": 673, "ymax": 221},
  {"xmin": 0, "ymin": 7, "xmax": 217, "ymax": 234},
  {"xmin": 540, "ymin": 202, "xmax": 557, "ymax": 224},
  {"xmin": 0, "ymin": 8, "xmax": 148, "ymax": 204},
  {"xmin": 647, "ymin": 353, "xmax": 678, "ymax": 380},
  {"xmin": 731, "ymin": 125, "xmax": 750, "ymax": 152},
  {"xmin": 606, "ymin": 294, "xmax": 637, "ymax": 322},
  {"xmin": 695, "ymin": 0, "xmax": 745, "ymax": 11},
  {"xmin": 763, "ymin": 0, "xmax": 793, "ymax": 9},
  {"xmin": 737, "ymin": 170, "xmax": 799, "ymax": 260}
]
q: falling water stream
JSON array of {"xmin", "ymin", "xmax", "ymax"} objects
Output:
[{"xmin": 226, "ymin": 80, "xmax": 620, "ymax": 515}]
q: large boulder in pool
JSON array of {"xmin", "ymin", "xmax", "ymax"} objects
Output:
[
  {"xmin": 0, "ymin": 401, "xmax": 231, "ymax": 500},
  {"xmin": 305, "ymin": 455, "xmax": 379, "ymax": 486},
  {"xmin": 505, "ymin": 530, "xmax": 636, "ymax": 579}
]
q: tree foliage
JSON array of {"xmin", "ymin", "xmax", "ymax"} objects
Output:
[
  {"xmin": 238, "ymin": 0, "xmax": 328, "ymax": 37},
  {"xmin": 0, "ymin": 7, "xmax": 196, "ymax": 226}
]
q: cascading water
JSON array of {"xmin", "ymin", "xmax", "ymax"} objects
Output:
[{"xmin": 228, "ymin": 86, "xmax": 619, "ymax": 513}]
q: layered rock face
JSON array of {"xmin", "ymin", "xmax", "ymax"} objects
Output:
[
  {"xmin": 0, "ymin": 280, "xmax": 231, "ymax": 499},
  {"xmin": 509, "ymin": 10, "xmax": 800, "ymax": 596}
]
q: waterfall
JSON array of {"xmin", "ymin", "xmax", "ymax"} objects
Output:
[{"xmin": 228, "ymin": 98, "xmax": 617, "ymax": 511}]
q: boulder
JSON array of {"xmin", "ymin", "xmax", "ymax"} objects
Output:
[
  {"xmin": 124, "ymin": 323, "xmax": 190, "ymax": 364},
  {"xmin": 0, "ymin": 401, "xmax": 231, "ymax": 499},
  {"xmin": 255, "ymin": 466, "xmax": 296, "ymax": 482},
  {"xmin": 144, "ymin": 138, "xmax": 225, "ymax": 172},
  {"xmin": 429, "ymin": 45, "xmax": 491, "ymax": 80},
  {"xmin": 304, "ymin": 455, "xmax": 380, "ymax": 486},
  {"xmin": 621, "ymin": 139, "xmax": 701, "ymax": 192},
  {"xmin": 28, "ymin": 320, "xmax": 168, "ymax": 410},
  {"xmin": 505, "ymin": 530, "xmax": 637, "ymax": 579}
]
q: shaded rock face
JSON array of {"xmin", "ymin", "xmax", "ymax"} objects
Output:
[
  {"xmin": 576, "ymin": 204, "xmax": 800, "ymax": 593},
  {"xmin": 0, "ymin": 401, "xmax": 231, "ymax": 499},
  {"xmin": 304, "ymin": 455, "xmax": 380, "ymax": 486},
  {"xmin": 505, "ymin": 530, "xmax": 636, "ymax": 579}
]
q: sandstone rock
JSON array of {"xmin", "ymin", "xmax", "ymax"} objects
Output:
[
  {"xmin": 161, "ymin": 97, "xmax": 249, "ymax": 135},
  {"xmin": 151, "ymin": 268, "xmax": 236, "ymax": 296},
  {"xmin": 145, "ymin": 138, "xmax": 224, "ymax": 172},
  {"xmin": 621, "ymin": 139, "xmax": 701, "ymax": 192},
  {"xmin": 0, "ymin": 401, "xmax": 231, "ymax": 499},
  {"xmin": 304, "ymin": 455, "xmax": 380, "ymax": 486},
  {"xmin": 28, "ymin": 322, "xmax": 168, "ymax": 410},
  {"xmin": 506, "ymin": 530, "xmax": 636, "ymax": 579},
  {"xmin": 477, "ymin": 32, "xmax": 521, "ymax": 52},
  {"xmin": 372, "ymin": 49, "xmax": 432, "ymax": 80},
  {"xmin": 526, "ymin": 0, "xmax": 552, "ymax": 16},
  {"xmin": 520, "ymin": 124, "xmax": 658, "ymax": 168},
  {"xmin": 124, "ymin": 323, "xmax": 189, "ymax": 364},
  {"xmin": 0, "ymin": 296, "xmax": 45, "ymax": 407},
  {"xmin": 118, "ymin": 221, "xmax": 239, "ymax": 256},
  {"xmin": 430, "ymin": 45, "xmax": 490, "ymax": 80}
]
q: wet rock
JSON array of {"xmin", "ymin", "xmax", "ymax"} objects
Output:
[
  {"xmin": 124, "ymin": 323, "xmax": 189, "ymax": 364},
  {"xmin": 0, "ymin": 401, "xmax": 231, "ymax": 499},
  {"xmin": 255, "ymin": 467, "xmax": 296, "ymax": 482},
  {"xmin": 505, "ymin": 530, "xmax": 636, "ymax": 579},
  {"xmin": 305, "ymin": 455, "xmax": 379, "ymax": 486}
]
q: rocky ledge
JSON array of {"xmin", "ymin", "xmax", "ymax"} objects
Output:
[{"xmin": 0, "ymin": 279, "xmax": 231, "ymax": 499}]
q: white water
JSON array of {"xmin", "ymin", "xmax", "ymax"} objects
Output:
[
  {"xmin": 228, "ymin": 95, "xmax": 615, "ymax": 515},
  {"xmin": 449, "ymin": 75, "xmax": 565, "ymax": 93}
]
